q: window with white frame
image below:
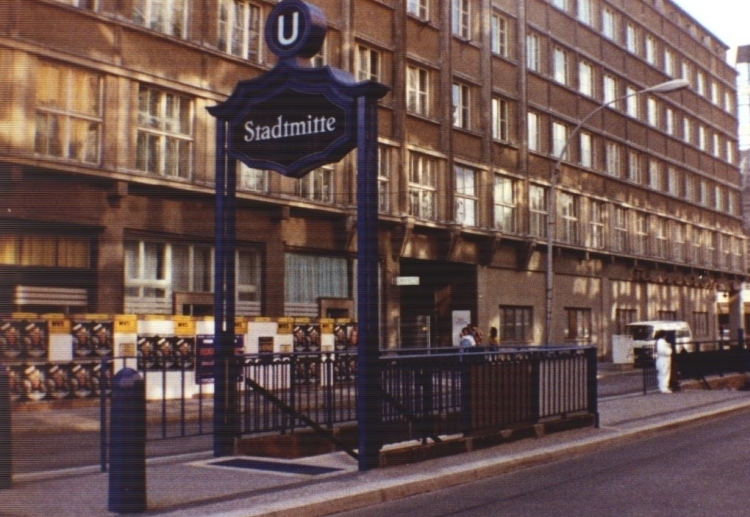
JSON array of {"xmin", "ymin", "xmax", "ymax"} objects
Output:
[
  {"xmin": 712, "ymin": 133, "xmax": 721, "ymax": 158},
  {"xmin": 526, "ymin": 33, "xmax": 540, "ymax": 72},
  {"xmin": 565, "ymin": 308, "xmax": 591, "ymax": 341},
  {"xmin": 714, "ymin": 185, "xmax": 723, "ymax": 212},
  {"xmin": 552, "ymin": 0, "xmax": 568, "ymax": 11},
  {"xmin": 683, "ymin": 117, "xmax": 693, "ymax": 144},
  {"xmin": 455, "ymin": 165, "xmax": 477, "ymax": 226},
  {"xmin": 613, "ymin": 207, "xmax": 628, "ymax": 253},
  {"xmin": 135, "ymin": 85, "xmax": 193, "ymax": 179},
  {"xmin": 664, "ymin": 48, "xmax": 675, "ymax": 77},
  {"xmin": 297, "ymin": 167, "xmax": 333, "ymax": 203},
  {"xmin": 552, "ymin": 122, "xmax": 567, "ymax": 159},
  {"xmin": 580, "ymin": 131, "xmax": 593, "ymax": 168},
  {"xmin": 553, "ymin": 47, "xmax": 569, "ymax": 85},
  {"xmin": 698, "ymin": 125, "xmax": 707, "ymax": 151},
  {"xmin": 529, "ymin": 184, "xmax": 548, "ymax": 239},
  {"xmin": 406, "ymin": 65, "xmax": 429, "ymax": 116},
  {"xmin": 407, "ymin": 0, "xmax": 429, "ymax": 20},
  {"xmin": 378, "ymin": 146, "xmax": 391, "ymax": 213},
  {"xmin": 577, "ymin": 0, "xmax": 592, "ymax": 25},
  {"xmin": 602, "ymin": 7, "xmax": 616, "ymax": 40},
  {"xmin": 605, "ymin": 141, "xmax": 621, "ymax": 177},
  {"xmin": 603, "ymin": 74, "xmax": 617, "ymax": 104},
  {"xmin": 647, "ymin": 97, "xmax": 658, "ymax": 126},
  {"xmin": 625, "ymin": 86, "xmax": 638, "ymax": 117},
  {"xmin": 628, "ymin": 151, "xmax": 642, "ymax": 184},
  {"xmin": 134, "ymin": 0, "xmax": 188, "ymax": 38},
  {"xmin": 356, "ymin": 45, "xmax": 381, "ymax": 82},
  {"xmin": 681, "ymin": 61, "xmax": 692, "ymax": 85},
  {"xmin": 492, "ymin": 97, "xmax": 509, "ymax": 141},
  {"xmin": 408, "ymin": 152, "xmax": 437, "ymax": 220},
  {"xmin": 494, "ymin": 174, "xmax": 517, "ymax": 233},
  {"xmin": 665, "ymin": 108, "xmax": 675, "ymax": 135},
  {"xmin": 648, "ymin": 159, "xmax": 662, "ymax": 190},
  {"xmin": 645, "ymin": 35, "xmax": 657, "ymax": 65},
  {"xmin": 625, "ymin": 22, "xmax": 638, "ymax": 54},
  {"xmin": 654, "ymin": 217, "xmax": 668, "ymax": 259},
  {"xmin": 696, "ymin": 71, "xmax": 706, "ymax": 97},
  {"xmin": 559, "ymin": 192, "xmax": 579, "ymax": 245},
  {"xmin": 673, "ymin": 222, "xmax": 686, "ymax": 262},
  {"xmin": 452, "ymin": 82, "xmax": 470, "ymax": 129},
  {"xmin": 589, "ymin": 200, "xmax": 604, "ymax": 249},
  {"xmin": 35, "ymin": 63, "xmax": 102, "ymax": 164},
  {"xmin": 528, "ymin": 112, "xmax": 540, "ymax": 152},
  {"xmin": 727, "ymin": 140, "xmax": 735, "ymax": 164},
  {"xmin": 711, "ymin": 82, "xmax": 720, "ymax": 106},
  {"xmin": 579, "ymin": 61, "xmax": 594, "ymax": 97},
  {"xmin": 633, "ymin": 212, "xmax": 647, "ymax": 255},
  {"xmin": 217, "ymin": 0, "xmax": 261, "ymax": 61},
  {"xmin": 238, "ymin": 163, "xmax": 268, "ymax": 192},
  {"xmin": 667, "ymin": 166, "xmax": 680, "ymax": 196},
  {"xmin": 491, "ymin": 13, "xmax": 508, "ymax": 56},
  {"xmin": 452, "ymin": 0, "xmax": 470, "ymax": 39}
]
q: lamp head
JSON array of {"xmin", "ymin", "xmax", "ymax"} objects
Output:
[{"xmin": 644, "ymin": 78, "xmax": 690, "ymax": 94}]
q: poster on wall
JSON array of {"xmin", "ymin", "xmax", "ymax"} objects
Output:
[
  {"xmin": 195, "ymin": 335, "xmax": 244, "ymax": 384},
  {"xmin": 0, "ymin": 320, "xmax": 24, "ymax": 359},
  {"xmin": 73, "ymin": 318, "xmax": 114, "ymax": 358}
]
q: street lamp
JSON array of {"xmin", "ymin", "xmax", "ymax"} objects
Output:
[{"xmin": 544, "ymin": 78, "xmax": 690, "ymax": 345}]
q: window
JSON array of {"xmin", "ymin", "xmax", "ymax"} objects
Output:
[
  {"xmin": 125, "ymin": 240, "xmax": 261, "ymax": 314},
  {"xmin": 529, "ymin": 185, "xmax": 548, "ymax": 239},
  {"xmin": 552, "ymin": 122, "xmax": 567, "ymax": 159},
  {"xmin": 494, "ymin": 174, "xmax": 517, "ymax": 233},
  {"xmin": 648, "ymin": 160, "xmax": 662, "ymax": 190},
  {"xmin": 0, "ymin": 234, "xmax": 91, "ymax": 268},
  {"xmin": 689, "ymin": 226, "xmax": 701, "ymax": 264},
  {"xmin": 565, "ymin": 308, "xmax": 591, "ymax": 341},
  {"xmin": 528, "ymin": 112, "xmax": 540, "ymax": 151},
  {"xmin": 625, "ymin": 86, "xmax": 638, "ymax": 117},
  {"xmin": 553, "ymin": 47, "xmax": 569, "ymax": 85},
  {"xmin": 134, "ymin": 0, "xmax": 188, "ymax": 38},
  {"xmin": 577, "ymin": 0, "xmax": 592, "ymax": 25},
  {"xmin": 559, "ymin": 192, "xmax": 578, "ymax": 245},
  {"xmin": 625, "ymin": 22, "xmax": 638, "ymax": 54},
  {"xmin": 579, "ymin": 61, "xmax": 594, "ymax": 97},
  {"xmin": 356, "ymin": 45, "xmax": 381, "ymax": 82},
  {"xmin": 645, "ymin": 35, "xmax": 657, "ymax": 65},
  {"xmin": 552, "ymin": 0, "xmax": 568, "ymax": 11},
  {"xmin": 285, "ymin": 254, "xmax": 349, "ymax": 310},
  {"xmin": 683, "ymin": 117, "xmax": 693, "ymax": 144},
  {"xmin": 218, "ymin": 0, "xmax": 261, "ymax": 61},
  {"xmin": 667, "ymin": 167, "xmax": 679, "ymax": 196},
  {"xmin": 407, "ymin": 0, "xmax": 429, "ymax": 20},
  {"xmin": 409, "ymin": 152, "xmax": 437, "ymax": 220},
  {"xmin": 647, "ymin": 97, "xmax": 658, "ymax": 126},
  {"xmin": 613, "ymin": 207, "xmax": 628, "ymax": 253},
  {"xmin": 692, "ymin": 312, "xmax": 709, "ymax": 337},
  {"xmin": 378, "ymin": 146, "xmax": 392, "ymax": 213},
  {"xmin": 407, "ymin": 65, "xmax": 429, "ymax": 116},
  {"xmin": 665, "ymin": 108, "xmax": 675, "ymax": 135},
  {"xmin": 238, "ymin": 163, "xmax": 267, "ymax": 192},
  {"xmin": 698, "ymin": 125, "xmax": 707, "ymax": 151},
  {"xmin": 633, "ymin": 212, "xmax": 647, "ymax": 255},
  {"xmin": 603, "ymin": 75, "xmax": 617, "ymax": 104},
  {"xmin": 55, "ymin": 0, "xmax": 98, "ymax": 8},
  {"xmin": 615, "ymin": 308, "xmax": 637, "ymax": 335},
  {"xmin": 580, "ymin": 131, "xmax": 593, "ymax": 168},
  {"xmin": 627, "ymin": 151, "xmax": 641, "ymax": 183},
  {"xmin": 492, "ymin": 97, "xmax": 509, "ymax": 141},
  {"xmin": 452, "ymin": 0, "xmax": 470, "ymax": 39},
  {"xmin": 657, "ymin": 310, "xmax": 677, "ymax": 321},
  {"xmin": 605, "ymin": 142, "xmax": 621, "ymax": 177},
  {"xmin": 297, "ymin": 167, "xmax": 332, "ymax": 203},
  {"xmin": 715, "ymin": 185, "xmax": 724, "ymax": 212},
  {"xmin": 681, "ymin": 61, "xmax": 692, "ymax": 85},
  {"xmin": 602, "ymin": 8, "xmax": 616, "ymax": 40},
  {"xmin": 135, "ymin": 85, "xmax": 193, "ymax": 178},
  {"xmin": 35, "ymin": 63, "xmax": 102, "ymax": 164},
  {"xmin": 696, "ymin": 71, "xmax": 706, "ymax": 97},
  {"xmin": 526, "ymin": 33, "xmax": 540, "ymax": 72},
  {"xmin": 499, "ymin": 306, "xmax": 532, "ymax": 342},
  {"xmin": 654, "ymin": 218, "xmax": 668, "ymax": 259},
  {"xmin": 712, "ymin": 134, "xmax": 721, "ymax": 158},
  {"xmin": 699, "ymin": 179, "xmax": 709, "ymax": 206},
  {"xmin": 685, "ymin": 174, "xmax": 695, "ymax": 202},
  {"xmin": 673, "ymin": 222, "xmax": 686, "ymax": 262},
  {"xmin": 589, "ymin": 200, "xmax": 604, "ymax": 249},
  {"xmin": 455, "ymin": 166, "xmax": 477, "ymax": 226},
  {"xmin": 452, "ymin": 82, "xmax": 470, "ymax": 129},
  {"xmin": 664, "ymin": 48, "xmax": 675, "ymax": 77},
  {"xmin": 491, "ymin": 13, "xmax": 508, "ymax": 56}
]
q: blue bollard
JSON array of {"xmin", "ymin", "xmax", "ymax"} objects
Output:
[
  {"xmin": 0, "ymin": 367, "xmax": 11, "ymax": 489},
  {"xmin": 108, "ymin": 368, "xmax": 146, "ymax": 513}
]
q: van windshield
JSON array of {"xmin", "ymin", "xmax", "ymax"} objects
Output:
[{"xmin": 626, "ymin": 325, "xmax": 653, "ymax": 340}]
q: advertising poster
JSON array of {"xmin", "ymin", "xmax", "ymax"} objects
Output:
[
  {"xmin": 173, "ymin": 336, "xmax": 195, "ymax": 371},
  {"xmin": 0, "ymin": 320, "xmax": 24, "ymax": 359},
  {"xmin": 21, "ymin": 319, "xmax": 48, "ymax": 360},
  {"xmin": 195, "ymin": 335, "xmax": 243, "ymax": 384}
]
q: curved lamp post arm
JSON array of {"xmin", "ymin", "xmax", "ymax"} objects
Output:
[{"xmin": 543, "ymin": 78, "xmax": 689, "ymax": 345}]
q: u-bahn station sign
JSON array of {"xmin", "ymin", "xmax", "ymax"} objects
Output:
[{"xmin": 209, "ymin": 0, "xmax": 385, "ymax": 178}]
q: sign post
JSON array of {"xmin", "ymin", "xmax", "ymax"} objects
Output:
[{"xmin": 208, "ymin": 0, "xmax": 388, "ymax": 469}]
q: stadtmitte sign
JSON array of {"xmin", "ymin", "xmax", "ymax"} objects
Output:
[{"xmin": 209, "ymin": 0, "xmax": 367, "ymax": 179}]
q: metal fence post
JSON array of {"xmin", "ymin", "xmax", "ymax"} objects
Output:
[
  {"xmin": 0, "ymin": 367, "xmax": 11, "ymax": 489},
  {"xmin": 108, "ymin": 367, "xmax": 146, "ymax": 514}
]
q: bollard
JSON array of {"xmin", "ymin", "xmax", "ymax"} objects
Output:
[
  {"xmin": 0, "ymin": 367, "xmax": 11, "ymax": 489},
  {"xmin": 108, "ymin": 368, "xmax": 146, "ymax": 514}
]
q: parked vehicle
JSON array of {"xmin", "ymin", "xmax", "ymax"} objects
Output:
[{"xmin": 625, "ymin": 321, "xmax": 694, "ymax": 367}]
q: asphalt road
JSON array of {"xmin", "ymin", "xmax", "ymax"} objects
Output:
[{"xmin": 331, "ymin": 408, "xmax": 750, "ymax": 517}]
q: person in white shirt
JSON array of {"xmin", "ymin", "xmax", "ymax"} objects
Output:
[{"xmin": 654, "ymin": 330, "xmax": 673, "ymax": 394}]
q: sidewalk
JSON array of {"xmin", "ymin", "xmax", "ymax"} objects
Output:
[{"xmin": 2, "ymin": 386, "xmax": 750, "ymax": 517}]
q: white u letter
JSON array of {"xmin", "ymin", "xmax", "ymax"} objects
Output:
[{"xmin": 277, "ymin": 12, "xmax": 299, "ymax": 46}]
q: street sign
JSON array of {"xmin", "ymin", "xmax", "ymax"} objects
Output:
[{"xmin": 394, "ymin": 276, "xmax": 420, "ymax": 286}]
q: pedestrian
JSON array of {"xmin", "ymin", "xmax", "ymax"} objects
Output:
[
  {"xmin": 459, "ymin": 326, "xmax": 476, "ymax": 348},
  {"xmin": 655, "ymin": 330, "xmax": 673, "ymax": 394},
  {"xmin": 487, "ymin": 327, "xmax": 500, "ymax": 347}
]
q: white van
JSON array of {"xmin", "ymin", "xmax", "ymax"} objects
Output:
[{"xmin": 625, "ymin": 320, "xmax": 694, "ymax": 354}]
